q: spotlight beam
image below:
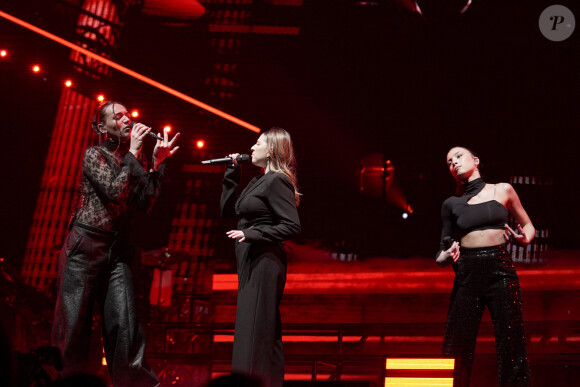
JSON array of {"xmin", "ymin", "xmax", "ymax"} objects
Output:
[{"xmin": 0, "ymin": 9, "xmax": 261, "ymax": 133}]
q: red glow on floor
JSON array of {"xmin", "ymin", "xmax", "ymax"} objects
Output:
[
  {"xmin": 212, "ymin": 266, "xmax": 580, "ymax": 293},
  {"xmin": 212, "ymin": 272, "xmax": 455, "ymax": 293},
  {"xmin": 211, "ymin": 334, "xmax": 501, "ymax": 344}
]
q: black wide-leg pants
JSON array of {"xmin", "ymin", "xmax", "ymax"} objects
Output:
[
  {"xmin": 52, "ymin": 223, "xmax": 158, "ymax": 387},
  {"xmin": 231, "ymin": 243, "xmax": 287, "ymax": 387},
  {"xmin": 443, "ymin": 244, "xmax": 531, "ymax": 387}
]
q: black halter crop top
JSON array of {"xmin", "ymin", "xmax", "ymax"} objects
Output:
[{"xmin": 438, "ymin": 178, "xmax": 509, "ymax": 252}]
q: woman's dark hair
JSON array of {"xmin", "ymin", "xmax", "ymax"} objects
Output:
[
  {"xmin": 448, "ymin": 145, "xmax": 478, "ymax": 159},
  {"xmin": 448, "ymin": 146, "xmax": 481, "ymax": 195},
  {"xmin": 464, "ymin": 147, "xmax": 478, "ymax": 159},
  {"xmin": 90, "ymin": 101, "xmax": 123, "ymax": 134}
]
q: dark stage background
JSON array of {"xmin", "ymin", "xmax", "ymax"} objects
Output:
[{"xmin": 1, "ymin": 0, "xmax": 579, "ymax": 269}]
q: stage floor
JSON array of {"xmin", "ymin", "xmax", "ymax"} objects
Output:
[{"xmin": 145, "ymin": 247, "xmax": 580, "ymax": 386}]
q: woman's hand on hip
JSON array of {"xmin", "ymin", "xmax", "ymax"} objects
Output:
[
  {"xmin": 447, "ymin": 241, "xmax": 461, "ymax": 263},
  {"xmin": 505, "ymin": 223, "xmax": 533, "ymax": 245},
  {"xmin": 226, "ymin": 229, "xmax": 245, "ymax": 242},
  {"xmin": 436, "ymin": 241, "xmax": 460, "ymax": 267}
]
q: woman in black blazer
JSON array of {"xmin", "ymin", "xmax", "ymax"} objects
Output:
[{"xmin": 220, "ymin": 127, "xmax": 301, "ymax": 387}]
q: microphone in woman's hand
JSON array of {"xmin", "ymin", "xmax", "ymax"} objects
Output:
[
  {"xmin": 201, "ymin": 154, "xmax": 250, "ymax": 165},
  {"xmin": 127, "ymin": 122, "xmax": 164, "ymax": 141}
]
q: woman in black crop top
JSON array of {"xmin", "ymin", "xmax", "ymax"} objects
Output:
[{"xmin": 436, "ymin": 146, "xmax": 534, "ymax": 386}]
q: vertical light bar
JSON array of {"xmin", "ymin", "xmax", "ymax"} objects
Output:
[
  {"xmin": 22, "ymin": 88, "xmax": 97, "ymax": 289},
  {"xmin": 70, "ymin": 0, "xmax": 118, "ymax": 78}
]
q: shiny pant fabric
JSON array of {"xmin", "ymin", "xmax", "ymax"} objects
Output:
[
  {"xmin": 443, "ymin": 244, "xmax": 531, "ymax": 387},
  {"xmin": 231, "ymin": 244, "xmax": 287, "ymax": 387},
  {"xmin": 52, "ymin": 223, "xmax": 159, "ymax": 387}
]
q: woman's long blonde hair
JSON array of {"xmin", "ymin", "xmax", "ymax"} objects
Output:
[{"xmin": 264, "ymin": 127, "xmax": 301, "ymax": 206}]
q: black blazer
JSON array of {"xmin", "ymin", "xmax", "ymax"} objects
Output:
[
  {"xmin": 221, "ymin": 165, "xmax": 301, "ymax": 244},
  {"xmin": 221, "ymin": 166, "xmax": 300, "ymax": 287}
]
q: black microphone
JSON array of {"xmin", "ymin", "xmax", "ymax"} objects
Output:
[
  {"xmin": 127, "ymin": 122, "xmax": 164, "ymax": 141},
  {"xmin": 201, "ymin": 154, "xmax": 250, "ymax": 165}
]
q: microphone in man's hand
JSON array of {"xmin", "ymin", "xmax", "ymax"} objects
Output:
[
  {"xmin": 201, "ymin": 154, "xmax": 250, "ymax": 165},
  {"xmin": 127, "ymin": 122, "xmax": 164, "ymax": 141}
]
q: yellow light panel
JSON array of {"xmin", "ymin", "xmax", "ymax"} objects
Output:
[
  {"xmin": 0, "ymin": 9, "xmax": 260, "ymax": 133},
  {"xmin": 384, "ymin": 378, "xmax": 454, "ymax": 386},
  {"xmin": 386, "ymin": 358, "xmax": 455, "ymax": 370}
]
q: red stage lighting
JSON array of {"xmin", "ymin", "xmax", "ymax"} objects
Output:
[
  {"xmin": 131, "ymin": 110, "xmax": 139, "ymax": 118},
  {"xmin": 0, "ymin": 9, "xmax": 260, "ymax": 133},
  {"xmin": 32, "ymin": 65, "xmax": 41, "ymax": 73},
  {"xmin": 0, "ymin": 50, "xmax": 7, "ymax": 57},
  {"xmin": 196, "ymin": 140, "xmax": 205, "ymax": 149},
  {"xmin": 64, "ymin": 80, "xmax": 72, "ymax": 87},
  {"xmin": 97, "ymin": 95, "xmax": 105, "ymax": 102},
  {"xmin": 163, "ymin": 125, "xmax": 172, "ymax": 133}
]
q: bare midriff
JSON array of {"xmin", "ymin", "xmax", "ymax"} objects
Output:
[{"xmin": 460, "ymin": 228, "xmax": 507, "ymax": 248}]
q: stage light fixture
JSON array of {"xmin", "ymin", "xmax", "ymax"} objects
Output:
[
  {"xmin": 64, "ymin": 80, "xmax": 72, "ymax": 87},
  {"xmin": 414, "ymin": 0, "xmax": 472, "ymax": 19},
  {"xmin": 0, "ymin": 50, "xmax": 6, "ymax": 57},
  {"xmin": 131, "ymin": 110, "xmax": 139, "ymax": 118},
  {"xmin": 196, "ymin": 140, "xmax": 205, "ymax": 149},
  {"xmin": 164, "ymin": 125, "xmax": 172, "ymax": 133},
  {"xmin": 32, "ymin": 65, "xmax": 40, "ymax": 73},
  {"xmin": 402, "ymin": 212, "xmax": 409, "ymax": 220},
  {"xmin": 97, "ymin": 95, "xmax": 105, "ymax": 102}
]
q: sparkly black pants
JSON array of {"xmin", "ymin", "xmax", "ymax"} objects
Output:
[
  {"xmin": 443, "ymin": 244, "xmax": 531, "ymax": 387},
  {"xmin": 52, "ymin": 223, "xmax": 159, "ymax": 387}
]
